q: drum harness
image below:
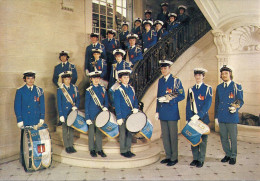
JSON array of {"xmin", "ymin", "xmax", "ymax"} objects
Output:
[
  {"xmin": 88, "ymin": 86, "xmax": 104, "ymax": 109},
  {"xmin": 118, "ymin": 87, "xmax": 134, "ymax": 110}
]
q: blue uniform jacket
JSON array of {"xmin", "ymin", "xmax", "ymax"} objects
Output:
[
  {"xmin": 186, "ymin": 83, "xmax": 213, "ymax": 124},
  {"xmin": 85, "ymin": 84, "xmax": 108, "ymax": 121},
  {"xmin": 101, "ymin": 38, "xmax": 120, "ymax": 54},
  {"xmin": 127, "ymin": 46, "xmax": 143, "ymax": 66},
  {"xmin": 86, "ymin": 58, "xmax": 107, "ymax": 80},
  {"xmin": 176, "ymin": 14, "xmax": 190, "ymax": 24},
  {"xmin": 109, "ymin": 60, "xmax": 131, "ymax": 87},
  {"xmin": 166, "ymin": 22, "xmax": 180, "ymax": 32},
  {"xmin": 156, "ymin": 28, "xmax": 169, "ymax": 41},
  {"xmin": 84, "ymin": 43, "xmax": 106, "ymax": 71},
  {"xmin": 53, "ymin": 62, "xmax": 78, "ymax": 87},
  {"xmin": 14, "ymin": 85, "xmax": 45, "ymax": 126},
  {"xmin": 131, "ymin": 26, "xmax": 142, "ymax": 40},
  {"xmin": 57, "ymin": 83, "xmax": 80, "ymax": 119},
  {"xmin": 119, "ymin": 31, "xmax": 129, "ymax": 50},
  {"xmin": 157, "ymin": 11, "xmax": 169, "ymax": 23},
  {"xmin": 114, "ymin": 84, "xmax": 139, "ymax": 120},
  {"xmin": 142, "ymin": 30, "xmax": 157, "ymax": 49},
  {"xmin": 215, "ymin": 81, "xmax": 244, "ymax": 124},
  {"xmin": 156, "ymin": 74, "xmax": 185, "ymax": 121}
]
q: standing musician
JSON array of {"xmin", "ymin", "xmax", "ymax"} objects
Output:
[
  {"xmin": 156, "ymin": 2, "xmax": 169, "ymax": 28},
  {"xmin": 53, "ymin": 51, "xmax": 78, "ymax": 87},
  {"xmin": 85, "ymin": 33, "xmax": 106, "ymax": 76},
  {"xmin": 125, "ymin": 33, "xmax": 143, "ymax": 68},
  {"xmin": 86, "ymin": 48, "xmax": 108, "ymax": 88},
  {"xmin": 57, "ymin": 71, "xmax": 80, "ymax": 154},
  {"xmin": 14, "ymin": 71, "xmax": 45, "ymax": 164},
  {"xmin": 114, "ymin": 69, "xmax": 139, "ymax": 158},
  {"xmin": 186, "ymin": 68, "xmax": 212, "ymax": 168},
  {"xmin": 155, "ymin": 60, "xmax": 185, "ymax": 166},
  {"xmin": 166, "ymin": 13, "xmax": 179, "ymax": 32},
  {"xmin": 142, "ymin": 20, "xmax": 157, "ymax": 52},
  {"xmin": 85, "ymin": 71, "xmax": 109, "ymax": 158},
  {"xmin": 131, "ymin": 18, "xmax": 143, "ymax": 43},
  {"xmin": 154, "ymin": 20, "xmax": 169, "ymax": 41},
  {"xmin": 119, "ymin": 22, "xmax": 130, "ymax": 51},
  {"xmin": 215, "ymin": 65, "xmax": 244, "ymax": 165}
]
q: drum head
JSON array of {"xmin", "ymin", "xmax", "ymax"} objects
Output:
[
  {"xmin": 23, "ymin": 130, "xmax": 31, "ymax": 171},
  {"xmin": 95, "ymin": 111, "xmax": 110, "ymax": 128},
  {"xmin": 67, "ymin": 110, "xmax": 78, "ymax": 126},
  {"xmin": 126, "ymin": 112, "xmax": 147, "ymax": 133},
  {"xmin": 109, "ymin": 112, "xmax": 117, "ymax": 124}
]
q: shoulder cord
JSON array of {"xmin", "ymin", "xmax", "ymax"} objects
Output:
[{"xmin": 89, "ymin": 88, "xmax": 103, "ymax": 108}]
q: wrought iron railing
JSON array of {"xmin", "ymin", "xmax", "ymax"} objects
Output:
[{"xmin": 131, "ymin": 14, "xmax": 212, "ymax": 100}]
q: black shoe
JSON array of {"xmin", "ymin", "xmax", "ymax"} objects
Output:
[
  {"xmin": 97, "ymin": 150, "xmax": 107, "ymax": 157},
  {"xmin": 127, "ymin": 151, "xmax": 136, "ymax": 157},
  {"xmin": 196, "ymin": 161, "xmax": 204, "ymax": 168},
  {"xmin": 69, "ymin": 147, "xmax": 77, "ymax": 153},
  {"xmin": 229, "ymin": 158, "xmax": 236, "ymax": 165},
  {"xmin": 90, "ymin": 150, "xmax": 97, "ymax": 157},
  {"xmin": 160, "ymin": 158, "xmax": 171, "ymax": 164},
  {"xmin": 65, "ymin": 147, "xmax": 71, "ymax": 153},
  {"xmin": 166, "ymin": 159, "xmax": 178, "ymax": 166},
  {"xmin": 120, "ymin": 152, "xmax": 131, "ymax": 158},
  {"xmin": 221, "ymin": 156, "xmax": 230, "ymax": 162},
  {"xmin": 57, "ymin": 121, "xmax": 62, "ymax": 126},
  {"xmin": 190, "ymin": 160, "xmax": 198, "ymax": 166}
]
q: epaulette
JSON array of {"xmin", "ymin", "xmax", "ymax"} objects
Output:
[
  {"xmin": 115, "ymin": 84, "xmax": 121, "ymax": 90},
  {"xmin": 17, "ymin": 85, "xmax": 24, "ymax": 90},
  {"xmin": 129, "ymin": 85, "xmax": 135, "ymax": 94},
  {"xmin": 70, "ymin": 63, "xmax": 75, "ymax": 67},
  {"xmin": 234, "ymin": 82, "xmax": 243, "ymax": 91},
  {"xmin": 86, "ymin": 86, "xmax": 93, "ymax": 91},
  {"xmin": 204, "ymin": 83, "xmax": 212, "ymax": 88}
]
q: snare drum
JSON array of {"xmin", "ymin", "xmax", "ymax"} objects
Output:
[
  {"xmin": 22, "ymin": 123, "xmax": 52, "ymax": 172},
  {"xmin": 67, "ymin": 110, "xmax": 88, "ymax": 134},
  {"xmin": 95, "ymin": 111, "xmax": 119, "ymax": 138},
  {"xmin": 139, "ymin": 119, "xmax": 153, "ymax": 140},
  {"xmin": 126, "ymin": 112, "xmax": 147, "ymax": 133}
]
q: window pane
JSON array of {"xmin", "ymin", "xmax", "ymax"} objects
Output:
[
  {"xmin": 93, "ymin": 14, "xmax": 99, "ymax": 28},
  {"xmin": 100, "ymin": 15, "xmax": 106, "ymax": 28},
  {"xmin": 101, "ymin": 29, "xmax": 107, "ymax": 40},
  {"xmin": 92, "ymin": 0, "xmax": 99, "ymax": 4},
  {"xmin": 93, "ymin": 28, "xmax": 99, "ymax": 34},
  {"xmin": 122, "ymin": 8, "xmax": 126, "ymax": 18},
  {"xmin": 123, "ymin": 0, "xmax": 126, "ymax": 8},
  {"xmin": 117, "ymin": 0, "xmax": 122, "ymax": 7},
  {"xmin": 107, "ymin": 0, "xmax": 113, "ymax": 4},
  {"xmin": 100, "ymin": 1, "xmax": 106, "ymax": 15},
  {"xmin": 107, "ymin": 17, "xmax": 113, "ymax": 29},
  {"xmin": 107, "ymin": 5, "xmax": 113, "ymax": 17},
  {"xmin": 92, "ymin": 2, "xmax": 99, "ymax": 13}
]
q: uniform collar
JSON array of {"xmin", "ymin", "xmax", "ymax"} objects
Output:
[
  {"xmin": 64, "ymin": 84, "xmax": 70, "ymax": 89},
  {"xmin": 26, "ymin": 85, "xmax": 34, "ymax": 90},
  {"xmin": 92, "ymin": 43, "xmax": 98, "ymax": 46},
  {"xmin": 195, "ymin": 82, "xmax": 203, "ymax": 89},
  {"xmin": 164, "ymin": 74, "xmax": 171, "ymax": 82},
  {"xmin": 61, "ymin": 61, "xmax": 68, "ymax": 66},
  {"xmin": 224, "ymin": 80, "xmax": 231, "ymax": 87},
  {"xmin": 122, "ymin": 83, "xmax": 128, "ymax": 88},
  {"xmin": 130, "ymin": 45, "xmax": 135, "ymax": 49}
]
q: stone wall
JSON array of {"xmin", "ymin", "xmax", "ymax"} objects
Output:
[{"xmin": 0, "ymin": 0, "xmax": 92, "ymax": 160}]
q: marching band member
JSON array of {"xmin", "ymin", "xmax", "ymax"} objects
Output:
[
  {"xmin": 144, "ymin": 9, "xmax": 153, "ymax": 22},
  {"xmin": 119, "ymin": 22, "xmax": 130, "ymax": 50},
  {"xmin": 156, "ymin": 2, "xmax": 169, "ymax": 26},
  {"xmin": 186, "ymin": 68, "xmax": 213, "ymax": 168},
  {"xmin": 166, "ymin": 13, "xmax": 179, "ymax": 32},
  {"xmin": 114, "ymin": 69, "xmax": 139, "ymax": 158},
  {"xmin": 86, "ymin": 48, "xmax": 108, "ymax": 88},
  {"xmin": 53, "ymin": 51, "xmax": 77, "ymax": 87},
  {"xmin": 176, "ymin": 5, "xmax": 190, "ymax": 25},
  {"xmin": 126, "ymin": 33, "xmax": 143, "ymax": 68},
  {"xmin": 14, "ymin": 71, "xmax": 45, "ymax": 164},
  {"xmin": 154, "ymin": 20, "xmax": 168, "ymax": 41},
  {"xmin": 85, "ymin": 33, "xmax": 106, "ymax": 76},
  {"xmin": 215, "ymin": 65, "xmax": 244, "ymax": 165},
  {"xmin": 155, "ymin": 60, "xmax": 185, "ymax": 166},
  {"xmin": 131, "ymin": 18, "xmax": 143, "ymax": 42},
  {"xmin": 57, "ymin": 71, "xmax": 80, "ymax": 153},
  {"xmin": 85, "ymin": 71, "xmax": 109, "ymax": 157},
  {"xmin": 102, "ymin": 29, "xmax": 120, "ymax": 81},
  {"xmin": 142, "ymin": 20, "xmax": 157, "ymax": 52}
]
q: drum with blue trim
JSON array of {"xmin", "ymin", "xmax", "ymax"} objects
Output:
[
  {"xmin": 67, "ymin": 110, "xmax": 88, "ymax": 134},
  {"xmin": 139, "ymin": 119, "xmax": 153, "ymax": 140}
]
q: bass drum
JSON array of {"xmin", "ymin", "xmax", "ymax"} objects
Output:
[{"xmin": 22, "ymin": 124, "xmax": 52, "ymax": 172}]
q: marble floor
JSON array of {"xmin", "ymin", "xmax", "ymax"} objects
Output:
[{"xmin": 0, "ymin": 132, "xmax": 259, "ymax": 181}]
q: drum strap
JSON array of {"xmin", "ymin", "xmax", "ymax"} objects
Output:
[
  {"xmin": 119, "ymin": 87, "xmax": 133, "ymax": 109},
  {"xmin": 60, "ymin": 84, "xmax": 75, "ymax": 106},
  {"xmin": 189, "ymin": 88, "xmax": 198, "ymax": 114},
  {"xmin": 89, "ymin": 88, "xmax": 103, "ymax": 108}
]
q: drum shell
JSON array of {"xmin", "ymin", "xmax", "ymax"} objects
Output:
[
  {"xmin": 67, "ymin": 110, "xmax": 88, "ymax": 134},
  {"xmin": 97, "ymin": 111, "xmax": 119, "ymax": 138},
  {"xmin": 139, "ymin": 119, "xmax": 153, "ymax": 140}
]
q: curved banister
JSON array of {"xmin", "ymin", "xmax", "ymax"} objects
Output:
[{"xmin": 132, "ymin": 13, "xmax": 212, "ymax": 100}]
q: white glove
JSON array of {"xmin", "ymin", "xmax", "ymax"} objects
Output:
[
  {"xmin": 132, "ymin": 108, "xmax": 139, "ymax": 114},
  {"xmin": 186, "ymin": 120, "xmax": 188, "ymax": 124},
  {"xmin": 215, "ymin": 118, "xmax": 219, "ymax": 126},
  {"xmin": 155, "ymin": 113, "xmax": 159, "ymax": 121},
  {"xmin": 117, "ymin": 119, "xmax": 123, "ymax": 125},
  {"xmin": 144, "ymin": 48, "xmax": 148, "ymax": 52},
  {"xmin": 191, "ymin": 115, "xmax": 200, "ymax": 121},
  {"xmin": 72, "ymin": 106, "xmax": 78, "ymax": 111},
  {"xmin": 39, "ymin": 119, "xmax": 44, "ymax": 126},
  {"xmin": 17, "ymin": 121, "xmax": 24, "ymax": 129},
  {"xmin": 86, "ymin": 119, "xmax": 92, "ymax": 125},
  {"xmin": 102, "ymin": 107, "xmax": 108, "ymax": 111},
  {"xmin": 229, "ymin": 106, "xmax": 236, "ymax": 114},
  {"xmin": 86, "ymin": 69, "xmax": 89, "ymax": 76},
  {"xmin": 60, "ymin": 116, "xmax": 65, "ymax": 123}
]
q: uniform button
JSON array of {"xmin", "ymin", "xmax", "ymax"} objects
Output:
[
  {"xmin": 28, "ymin": 106, "xmax": 30, "ymax": 108},
  {"xmin": 66, "ymin": 107, "xmax": 68, "ymax": 109},
  {"xmin": 28, "ymin": 112, "xmax": 30, "ymax": 114}
]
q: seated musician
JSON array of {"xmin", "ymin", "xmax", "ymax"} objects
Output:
[
  {"xmin": 14, "ymin": 71, "xmax": 45, "ymax": 165},
  {"xmin": 186, "ymin": 68, "xmax": 212, "ymax": 168},
  {"xmin": 86, "ymin": 48, "xmax": 108, "ymax": 88},
  {"xmin": 57, "ymin": 71, "xmax": 80, "ymax": 154},
  {"xmin": 85, "ymin": 71, "xmax": 109, "ymax": 157},
  {"xmin": 114, "ymin": 69, "xmax": 139, "ymax": 158}
]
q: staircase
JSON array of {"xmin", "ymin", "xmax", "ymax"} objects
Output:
[
  {"xmin": 51, "ymin": 127, "xmax": 161, "ymax": 169},
  {"xmin": 132, "ymin": 13, "xmax": 212, "ymax": 100}
]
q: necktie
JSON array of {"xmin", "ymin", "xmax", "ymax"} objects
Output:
[
  {"xmin": 93, "ymin": 44, "xmax": 96, "ymax": 48},
  {"xmin": 224, "ymin": 83, "xmax": 227, "ymax": 88},
  {"xmin": 30, "ymin": 87, "xmax": 32, "ymax": 91},
  {"xmin": 62, "ymin": 63, "xmax": 65, "ymax": 67}
]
